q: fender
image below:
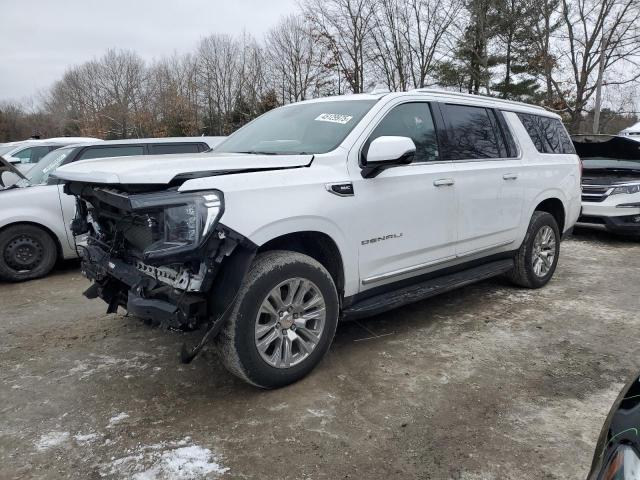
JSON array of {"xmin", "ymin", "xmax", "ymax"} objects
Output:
[{"xmin": 246, "ymin": 216, "xmax": 359, "ymax": 297}]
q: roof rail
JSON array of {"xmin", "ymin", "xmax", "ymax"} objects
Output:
[{"xmin": 410, "ymin": 88, "xmax": 547, "ymax": 112}]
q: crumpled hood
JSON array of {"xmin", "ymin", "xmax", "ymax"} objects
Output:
[{"xmin": 53, "ymin": 152, "xmax": 313, "ymax": 185}]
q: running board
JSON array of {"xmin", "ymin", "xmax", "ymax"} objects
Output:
[{"xmin": 342, "ymin": 258, "xmax": 514, "ymax": 320}]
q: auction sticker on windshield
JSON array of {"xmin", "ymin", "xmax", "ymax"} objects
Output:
[{"xmin": 315, "ymin": 113, "xmax": 353, "ymax": 124}]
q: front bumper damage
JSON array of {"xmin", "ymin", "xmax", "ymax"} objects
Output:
[
  {"xmin": 80, "ymin": 224, "xmax": 256, "ymax": 329},
  {"xmin": 66, "ymin": 182, "xmax": 257, "ymax": 330},
  {"xmin": 80, "ymin": 243, "xmax": 207, "ymax": 327}
]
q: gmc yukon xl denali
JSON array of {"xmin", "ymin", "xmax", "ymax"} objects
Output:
[{"xmin": 55, "ymin": 90, "xmax": 581, "ymax": 388}]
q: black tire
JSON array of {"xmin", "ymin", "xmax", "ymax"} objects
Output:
[
  {"xmin": 507, "ymin": 211, "xmax": 560, "ymax": 289},
  {"xmin": 214, "ymin": 250, "xmax": 339, "ymax": 389},
  {"xmin": 0, "ymin": 225, "xmax": 58, "ymax": 282}
]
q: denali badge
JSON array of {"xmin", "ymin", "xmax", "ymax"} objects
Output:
[{"xmin": 361, "ymin": 233, "xmax": 403, "ymax": 245}]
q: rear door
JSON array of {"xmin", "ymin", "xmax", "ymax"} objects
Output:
[{"xmin": 437, "ymin": 103, "xmax": 524, "ymax": 256}]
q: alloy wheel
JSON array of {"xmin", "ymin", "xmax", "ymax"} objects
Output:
[
  {"xmin": 532, "ymin": 225, "xmax": 556, "ymax": 277},
  {"xmin": 254, "ymin": 278, "xmax": 326, "ymax": 368}
]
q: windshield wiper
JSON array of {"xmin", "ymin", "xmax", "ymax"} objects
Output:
[{"xmin": 234, "ymin": 150, "xmax": 280, "ymax": 155}]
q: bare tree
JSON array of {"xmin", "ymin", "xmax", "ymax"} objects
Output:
[
  {"xmin": 266, "ymin": 14, "xmax": 323, "ymax": 103},
  {"xmin": 303, "ymin": 0, "xmax": 377, "ymax": 93},
  {"xmin": 406, "ymin": 0, "xmax": 462, "ymax": 88},
  {"xmin": 554, "ymin": 0, "xmax": 640, "ymax": 131},
  {"xmin": 45, "ymin": 49, "xmax": 149, "ymax": 138},
  {"xmin": 528, "ymin": 0, "xmax": 562, "ymax": 104},
  {"xmin": 371, "ymin": 0, "xmax": 412, "ymax": 90}
]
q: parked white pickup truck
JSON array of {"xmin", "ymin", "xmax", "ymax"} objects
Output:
[{"xmin": 55, "ymin": 90, "xmax": 581, "ymax": 388}]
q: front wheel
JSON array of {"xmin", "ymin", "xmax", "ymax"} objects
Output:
[
  {"xmin": 214, "ymin": 250, "xmax": 339, "ymax": 389},
  {"xmin": 507, "ymin": 211, "xmax": 560, "ymax": 289},
  {"xmin": 0, "ymin": 225, "xmax": 58, "ymax": 282}
]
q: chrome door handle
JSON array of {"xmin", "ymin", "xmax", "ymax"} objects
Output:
[
  {"xmin": 503, "ymin": 173, "xmax": 518, "ymax": 180},
  {"xmin": 433, "ymin": 178, "xmax": 455, "ymax": 187}
]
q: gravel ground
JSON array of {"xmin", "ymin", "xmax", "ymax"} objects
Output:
[{"xmin": 1, "ymin": 230, "xmax": 639, "ymax": 479}]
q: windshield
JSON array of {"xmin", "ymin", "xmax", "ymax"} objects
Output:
[
  {"xmin": 0, "ymin": 145, "xmax": 18, "ymax": 156},
  {"xmin": 215, "ymin": 100, "xmax": 377, "ymax": 155},
  {"xmin": 16, "ymin": 147, "xmax": 75, "ymax": 187}
]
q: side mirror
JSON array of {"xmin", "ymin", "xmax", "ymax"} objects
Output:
[{"xmin": 361, "ymin": 136, "xmax": 416, "ymax": 178}]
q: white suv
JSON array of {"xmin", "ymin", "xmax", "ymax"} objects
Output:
[
  {"xmin": 573, "ymin": 134, "xmax": 640, "ymax": 236},
  {"xmin": 55, "ymin": 90, "xmax": 581, "ymax": 388}
]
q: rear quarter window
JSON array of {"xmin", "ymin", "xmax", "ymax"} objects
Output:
[
  {"xmin": 148, "ymin": 143, "xmax": 203, "ymax": 154},
  {"xmin": 516, "ymin": 113, "xmax": 575, "ymax": 155},
  {"xmin": 78, "ymin": 145, "xmax": 145, "ymax": 160}
]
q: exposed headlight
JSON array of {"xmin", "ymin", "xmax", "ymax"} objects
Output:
[
  {"xmin": 128, "ymin": 190, "xmax": 223, "ymax": 260},
  {"xmin": 597, "ymin": 445, "xmax": 640, "ymax": 480},
  {"xmin": 611, "ymin": 183, "xmax": 640, "ymax": 195}
]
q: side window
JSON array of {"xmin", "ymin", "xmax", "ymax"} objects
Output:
[
  {"xmin": 12, "ymin": 148, "xmax": 33, "ymax": 161},
  {"xmin": 441, "ymin": 104, "xmax": 502, "ymax": 160},
  {"xmin": 544, "ymin": 117, "xmax": 575, "ymax": 154},
  {"xmin": 78, "ymin": 145, "xmax": 145, "ymax": 160},
  {"xmin": 364, "ymin": 102, "xmax": 439, "ymax": 163},
  {"xmin": 13, "ymin": 146, "xmax": 52, "ymax": 164},
  {"xmin": 516, "ymin": 113, "xmax": 575, "ymax": 154},
  {"xmin": 496, "ymin": 110, "xmax": 518, "ymax": 157},
  {"xmin": 148, "ymin": 143, "xmax": 202, "ymax": 155}
]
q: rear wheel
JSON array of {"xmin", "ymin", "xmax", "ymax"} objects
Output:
[
  {"xmin": 215, "ymin": 250, "xmax": 339, "ymax": 389},
  {"xmin": 0, "ymin": 225, "xmax": 58, "ymax": 282},
  {"xmin": 508, "ymin": 211, "xmax": 560, "ymax": 289}
]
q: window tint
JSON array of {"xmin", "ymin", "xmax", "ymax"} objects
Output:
[
  {"xmin": 13, "ymin": 146, "xmax": 53, "ymax": 164},
  {"xmin": 78, "ymin": 145, "xmax": 145, "ymax": 160},
  {"xmin": 365, "ymin": 102, "xmax": 438, "ymax": 163},
  {"xmin": 496, "ymin": 110, "xmax": 518, "ymax": 157},
  {"xmin": 442, "ymin": 104, "xmax": 502, "ymax": 160},
  {"xmin": 516, "ymin": 113, "xmax": 575, "ymax": 154},
  {"xmin": 149, "ymin": 143, "xmax": 202, "ymax": 155}
]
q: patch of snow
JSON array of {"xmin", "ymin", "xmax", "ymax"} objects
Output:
[
  {"xmin": 133, "ymin": 445, "xmax": 228, "ymax": 479},
  {"xmin": 74, "ymin": 432, "xmax": 101, "ymax": 444},
  {"xmin": 268, "ymin": 403, "xmax": 288, "ymax": 411},
  {"xmin": 64, "ymin": 352, "xmax": 153, "ymax": 380},
  {"xmin": 100, "ymin": 438, "xmax": 228, "ymax": 479},
  {"xmin": 108, "ymin": 412, "xmax": 129, "ymax": 426},
  {"xmin": 35, "ymin": 431, "xmax": 69, "ymax": 451}
]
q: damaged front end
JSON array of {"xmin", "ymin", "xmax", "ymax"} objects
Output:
[{"xmin": 65, "ymin": 182, "xmax": 256, "ymax": 331}]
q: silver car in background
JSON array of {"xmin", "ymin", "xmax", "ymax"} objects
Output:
[
  {"xmin": 0, "ymin": 136, "xmax": 224, "ymax": 281},
  {"xmin": 0, "ymin": 137, "xmax": 101, "ymax": 173}
]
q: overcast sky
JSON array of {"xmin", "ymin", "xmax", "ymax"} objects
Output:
[{"xmin": 0, "ymin": 0, "xmax": 299, "ymax": 103}]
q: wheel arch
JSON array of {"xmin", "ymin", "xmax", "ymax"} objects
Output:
[
  {"xmin": 257, "ymin": 231, "xmax": 346, "ymax": 301},
  {"xmin": 534, "ymin": 197, "xmax": 566, "ymax": 233}
]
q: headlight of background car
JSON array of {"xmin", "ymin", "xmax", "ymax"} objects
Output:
[
  {"xmin": 128, "ymin": 190, "xmax": 223, "ymax": 260},
  {"xmin": 611, "ymin": 183, "xmax": 640, "ymax": 195}
]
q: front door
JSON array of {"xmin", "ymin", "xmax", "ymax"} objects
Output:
[{"xmin": 348, "ymin": 101, "xmax": 458, "ymax": 292}]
